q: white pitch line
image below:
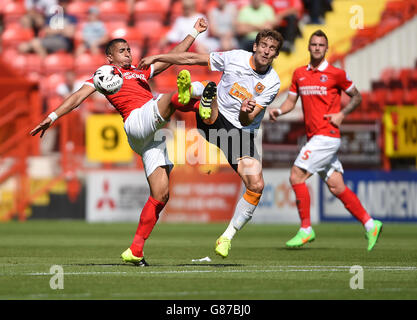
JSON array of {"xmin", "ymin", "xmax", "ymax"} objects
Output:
[
  {"xmin": 17, "ymin": 266, "xmax": 417, "ymax": 277},
  {"xmin": 0, "ymin": 265, "xmax": 415, "ymax": 277}
]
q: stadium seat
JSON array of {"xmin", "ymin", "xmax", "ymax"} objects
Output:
[
  {"xmin": 2, "ymin": 1, "xmax": 26, "ymax": 27},
  {"xmin": 399, "ymin": 68, "xmax": 413, "ymax": 89},
  {"xmin": 40, "ymin": 73, "xmax": 66, "ymax": 97},
  {"xmin": 133, "ymin": 0, "xmax": 170, "ymax": 22},
  {"xmin": 153, "ymin": 69, "xmax": 178, "ymax": 93},
  {"xmin": 74, "ymin": 53, "xmax": 107, "ymax": 76},
  {"xmin": 359, "ymin": 91, "xmax": 370, "ymax": 113},
  {"xmin": 383, "ymin": 0, "xmax": 410, "ymax": 21},
  {"xmin": 46, "ymin": 96, "xmax": 64, "ymax": 112},
  {"xmin": 386, "ymin": 85, "xmax": 404, "ymax": 106},
  {"xmin": 66, "ymin": 1, "xmax": 92, "ymax": 22},
  {"xmin": 9, "ymin": 53, "xmax": 28, "ymax": 74},
  {"xmin": 111, "ymin": 27, "xmax": 144, "ymax": 47},
  {"xmin": 25, "ymin": 54, "xmax": 43, "ymax": 74},
  {"xmin": 403, "ymin": 77, "xmax": 417, "ymax": 105},
  {"xmin": 104, "ymin": 21, "xmax": 128, "ymax": 36},
  {"xmin": 350, "ymin": 26, "xmax": 378, "ymax": 51},
  {"xmin": 99, "ymin": 0, "xmax": 129, "ymax": 22},
  {"xmin": 1, "ymin": 26, "xmax": 34, "ymax": 49},
  {"xmin": 134, "ymin": 19, "xmax": 165, "ymax": 39},
  {"xmin": 43, "ymin": 53, "xmax": 75, "ymax": 75}
]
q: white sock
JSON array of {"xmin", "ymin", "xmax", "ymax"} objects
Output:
[
  {"xmin": 364, "ymin": 218, "xmax": 375, "ymax": 232},
  {"xmin": 301, "ymin": 226, "xmax": 312, "ymax": 234},
  {"xmin": 222, "ymin": 223, "xmax": 237, "ymax": 240},
  {"xmin": 191, "ymin": 81, "xmax": 204, "ymax": 98},
  {"xmin": 222, "ymin": 197, "xmax": 257, "ymax": 240}
]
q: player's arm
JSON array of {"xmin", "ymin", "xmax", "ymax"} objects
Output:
[
  {"xmin": 324, "ymin": 87, "xmax": 362, "ymax": 128},
  {"xmin": 268, "ymin": 92, "xmax": 298, "ymax": 122},
  {"xmin": 239, "ymin": 99, "xmax": 265, "ymax": 126},
  {"xmin": 151, "ymin": 18, "xmax": 208, "ymax": 76},
  {"xmin": 139, "ymin": 51, "xmax": 210, "ymax": 69},
  {"xmin": 30, "ymin": 84, "xmax": 96, "ymax": 137}
]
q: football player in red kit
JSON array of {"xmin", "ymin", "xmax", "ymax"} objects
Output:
[
  {"xmin": 30, "ymin": 19, "xmax": 208, "ymax": 266},
  {"xmin": 269, "ymin": 30, "xmax": 383, "ymax": 251}
]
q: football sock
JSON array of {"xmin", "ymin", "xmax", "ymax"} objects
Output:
[
  {"xmin": 223, "ymin": 189, "xmax": 261, "ymax": 240},
  {"xmin": 336, "ymin": 187, "xmax": 372, "ymax": 226},
  {"xmin": 301, "ymin": 226, "xmax": 312, "ymax": 234},
  {"xmin": 364, "ymin": 218, "xmax": 375, "ymax": 232},
  {"xmin": 292, "ymin": 183, "xmax": 311, "ymax": 228},
  {"xmin": 130, "ymin": 196, "xmax": 166, "ymax": 257},
  {"xmin": 191, "ymin": 81, "xmax": 205, "ymax": 98}
]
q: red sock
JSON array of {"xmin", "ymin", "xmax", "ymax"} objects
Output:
[
  {"xmin": 292, "ymin": 183, "xmax": 311, "ymax": 228},
  {"xmin": 170, "ymin": 92, "xmax": 199, "ymax": 112},
  {"xmin": 130, "ymin": 196, "xmax": 166, "ymax": 257},
  {"xmin": 336, "ymin": 187, "xmax": 371, "ymax": 225}
]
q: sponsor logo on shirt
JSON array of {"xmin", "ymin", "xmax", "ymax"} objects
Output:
[
  {"xmin": 229, "ymin": 82, "xmax": 253, "ymax": 101},
  {"xmin": 299, "ymin": 85, "xmax": 327, "ymax": 96},
  {"xmin": 320, "ymin": 75, "xmax": 328, "ymax": 82},
  {"xmin": 123, "ymin": 72, "xmax": 147, "ymax": 81}
]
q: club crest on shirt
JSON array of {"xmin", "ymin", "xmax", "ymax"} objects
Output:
[
  {"xmin": 255, "ymin": 82, "xmax": 265, "ymax": 94},
  {"xmin": 320, "ymin": 75, "xmax": 328, "ymax": 82}
]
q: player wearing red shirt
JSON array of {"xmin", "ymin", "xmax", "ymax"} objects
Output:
[
  {"xmin": 30, "ymin": 19, "xmax": 208, "ymax": 266},
  {"xmin": 84, "ymin": 65, "xmax": 154, "ymax": 122},
  {"xmin": 269, "ymin": 30, "xmax": 383, "ymax": 251}
]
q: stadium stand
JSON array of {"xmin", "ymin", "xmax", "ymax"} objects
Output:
[{"xmin": 0, "ymin": 0, "xmax": 416, "ymax": 220}]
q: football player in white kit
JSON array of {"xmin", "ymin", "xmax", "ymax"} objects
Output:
[{"xmin": 139, "ymin": 30, "xmax": 284, "ymax": 258}]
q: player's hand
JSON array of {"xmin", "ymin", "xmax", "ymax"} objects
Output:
[
  {"xmin": 30, "ymin": 117, "xmax": 52, "ymax": 138},
  {"xmin": 269, "ymin": 108, "xmax": 281, "ymax": 122},
  {"xmin": 138, "ymin": 55, "xmax": 157, "ymax": 70},
  {"xmin": 324, "ymin": 112, "xmax": 345, "ymax": 128},
  {"xmin": 241, "ymin": 98, "xmax": 256, "ymax": 113},
  {"xmin": 194, "ymin": 18, "xmax": 208, "ymax": 34}
]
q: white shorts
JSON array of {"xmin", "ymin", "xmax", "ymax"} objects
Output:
[
  {"xmin": 294, "ymin": 135, "xmax": 344, "ymax": 181},
  {"xmin": 124, "ymin": 96, "xmax": 173, "ymax": 177}
]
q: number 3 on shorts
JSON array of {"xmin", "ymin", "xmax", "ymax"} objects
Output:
[{"xmin": 301, "ymin": 150, "xmax": 311, "ymax": 160}]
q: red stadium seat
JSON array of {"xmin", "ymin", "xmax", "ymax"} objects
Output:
[
  {"xmin": 104, "ymin": 21, "xmax": 128, "ymax": 35},
  {"xmin": 153, "ymin": 69, "xmax": 178, "ymax": 93},
  {"xmin": 66, "ymin": 1, "xmax": 92, "ymax": 22},
  {"xmin": 134, "ymin": 20, "xmax": 169, "ymax": 41},
  {"xmin": 134, "ymin": 0, "xmax": 169, "ymax": 22},
  {"xmin": 46, "ymin": 96, "xmax": 64, "ymax": 112},
  {"xmin": 351, "ymin": 26, "xmax": 377, "ymax": 51},
  {"xmin": 111, "ymin": 27, "xmax": 144, "ymax": 47},
  {"xmin": 43, "ymin": 52, "xmax": 75, "ymax": 75},
  {"xmin": 99, "ymin": 0, "xmax": 129, "ymax": 22},
  {"xmin": 9, "ymin": 53, "xmax": 28, "ymax": 74},
  {"xmin": 40, "ymin": 73, "xmax": 66, "ymax": 97},
  {"xmin": 25, "ymin": 53, "xmax": 43, "ymax": 74},
  {"xmin": 74, "ymin": 53, "xmax": 107, "ymax": 76},
  {"xmin": 398, "ymin": 68, "xmax": 413, "ymax": 89},
  {"xmin": 1, "ymin": 26, "xmax": 34, "ymax": 49},
  {"xmin": 2, "ymin": 1, "xmax": 26, "ymax": 26}
]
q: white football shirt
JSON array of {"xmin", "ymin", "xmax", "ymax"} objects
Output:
[{"xmin": 209, "ymin": 49, "xmax": 280, "ymax": 129}]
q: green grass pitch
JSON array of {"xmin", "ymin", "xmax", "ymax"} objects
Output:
[{"xmin": 0, "ymin": 220, "xmax": 416, "ymax": 300}]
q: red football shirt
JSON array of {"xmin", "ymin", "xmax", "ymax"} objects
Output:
[
  {"xmin": 289, "ymin": 60, "xmax": 354, "ymax": 140},
  {"xmin": 85, "ymin": 64, "xmax": 154, "ymax": 122}
]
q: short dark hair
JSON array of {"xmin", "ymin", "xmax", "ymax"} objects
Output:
[
  {"xmin": 255, "ymin": 30, "xmax": 284, "ymax": 51},
  {"xmin": 105, "ymin": 38, "xmax": 128, "ymax": 56},
  {"xmin": 309, "ymin": 30, "xmax": 328, "ymax": 45}
]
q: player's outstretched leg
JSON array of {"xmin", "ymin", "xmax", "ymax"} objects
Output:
[{"xmin": 199, "ymin": 81, "xmax": 217, "ymax": 120}]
